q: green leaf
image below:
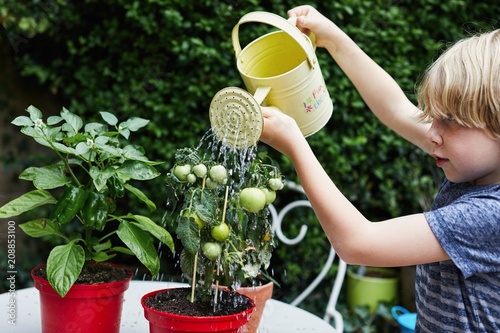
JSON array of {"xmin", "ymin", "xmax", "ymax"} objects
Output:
[
  {"xmin": 179, "ymin": 249, "xmax": 195, "ymax": 279},
  {"xmin": 21, "ymin": 125, "xmax": 43, "ymax": 139},
  {"xmin": 92, "ymin": 252, "xmax": 115, "ymax": 262},
  {"xmin": 93, "ymin": 239, "xmax": 112, "ymax": 252},
  {"xmin": 19, "ymin": 219, "xmax": 64, "ymax": 238},
  {"xmin": 26, "ymin": 105, "xmax": 42, "ymax": 121},
  {"xmin": 89, "ymin": 166, "xmax": 115, "ymax": 192},
  {"xmin": 131, "ymin": 215, "xmax": 175, "ymax": 253},
  {"xmin": 61, "ymin": 107, "xmax": 83, "ymax": 133},
  {"xmin": 0, "ymin": 190, "xmax": 56, "ymax": 218},
  {"xmin": 63, "ymin": 132, "xmax": 89, "ymax": 145},
  {"xmin": 46, "ymin": 241, "xmax": 85, "ymax": 297},
  {"xmin": 110, "ymin": 246, "xmax": 134, "ymax": 255},
  {"xmin": 176, "ymin": 216, "xmax": 200, "ymax": 254},
  {"xmin": 122, "ymin": 145, "xmax": 147, "ymax": 161},
  {"xmin": 47, "ymin": 115, "xmax": 63, "ymax": 125},
  {"xmin": 118, "ymin": 128, "xmax": 130, "ymax": 139},
  {"xmin": 49, "ymin": 141, "xmax": 77, "ymax": 155},
  {"xmin": 119, "ymin": 117, "xmax": 149, "ymax": 132},
  {"xmin": 95, "ymin": 140, "xmax": 122, "ymax": 157},
  {"xmin": 19, "ymin": 164, "xmax": 70, "ymax": 189},
  {"xmin": 100, "ymin": 111, "xmax": 118, "ymax": 126},
  {"xmin": 11, "ymin": 115, "xmax": 33, "ymax": 127},
  {"xmin": 117, "ymin": 160, "xmax": 160, "ymax": 181},
  {"xmin": 84, "ymin": 122, "xmax": 107, "ymax": 135},
  {"xmin": 123, "ymin": 183, "xmax": 156, "ymax": 212},
  {"xmin": 117, "ymin": 220, "xmax": 160, "ymax": 276},
  {"xmin": 75, "ymin": 142, "xmax": 91, "ymax": 155}
]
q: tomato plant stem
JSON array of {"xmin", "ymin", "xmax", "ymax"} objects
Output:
[{"xmin": 190, "ymin": 251, "xmax": 198, "ymax": 303}]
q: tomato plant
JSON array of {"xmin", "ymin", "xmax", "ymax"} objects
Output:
[{"xmin": 165, "ymin": 146, "xmax": 285, "ymax": 300}]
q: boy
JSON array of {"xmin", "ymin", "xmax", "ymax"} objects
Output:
[{"xmin": 260, "ymin": 5, "xmax": 500, "ymax": 332}]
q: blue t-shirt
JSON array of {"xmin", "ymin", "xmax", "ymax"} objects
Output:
[{"xmin": 417, "ymin": 180, "xmax": 500, "ymax": 332}]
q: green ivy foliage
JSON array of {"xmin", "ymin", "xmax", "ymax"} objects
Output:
[{"xmin": 1, "ymin": 0, "xmax": 499, "ymax": 314}]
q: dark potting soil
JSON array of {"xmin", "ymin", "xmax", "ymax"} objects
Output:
[
  {"xmin": 32, "ymin": 263, "xmax": 131, "ymax": 284},
  {"xmin": 144, "ymin": 288, "xmax": 254, "ymax": 317}
]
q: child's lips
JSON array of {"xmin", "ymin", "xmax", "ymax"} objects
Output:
[{"xmin": 432, "ymin": 154, "xmax": 448, "ymax": 167}]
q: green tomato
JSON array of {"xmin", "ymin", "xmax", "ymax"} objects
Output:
[
  {"xmin": 239, "ymin": 187, "xmax": 267, "ymax": 213},
  {"xmin": 205, "ymin": 177, "xmax": 218, "ymax": 189},
  {"xmin": 202, "ymin": 242, "xmax": 222, "ymax": 261},
  {"xmin": 268, "ymin": 178, "xmax": 284, "ymax": 191},
  {"xmin": 209, "ymin": 165, "xmax": 227, "ymax": 184},
  {"xmin": 261, "ymin": 188, "xmax": 276, "ymax": 204},
  {"xmin": 183, "ymin": 210, "xmax": 205, "ymax": 229},
  {"xmin": 187, "ymin": 173, "xmax": 197, "ymax": 184},
  {"xmin": 192, "ymin": 164, "xmax": 207, "ymax": 178},
  {"xmin": 211, "ymin": 222, "xmax": 230, "ymax": 241},
  {"xmin": 173, "ymin": 164, "xmax": 191, "ymax": 182}
]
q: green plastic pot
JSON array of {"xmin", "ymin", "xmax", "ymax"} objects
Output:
[{"xmin": 347, "ymin": 266, "xmax": 399, "ymax": 312}]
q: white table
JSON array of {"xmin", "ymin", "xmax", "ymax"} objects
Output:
[{"xmin": 1, "ymin": 280, "xmax": 335, "ymax": 332}]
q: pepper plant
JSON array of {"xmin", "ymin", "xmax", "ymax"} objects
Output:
[
  {"xmin": 0, "ymin": 105, "xmax": 174, "ymax": 297},
  {"xmin": 165, "ymin": 145, "xmax": 284, "ymax": 301}
]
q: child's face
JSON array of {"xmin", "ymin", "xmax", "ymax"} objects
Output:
[{"xmin": 426, "ymin": 116, "xmax": 500, "ymax": 185}]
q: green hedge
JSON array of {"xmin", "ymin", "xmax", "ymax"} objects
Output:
[{"xmin": 1, "ymin": 0, "xmax": 499, "ymax": 315}]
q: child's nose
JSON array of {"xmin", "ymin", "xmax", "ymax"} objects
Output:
[{"xmin": 425, "ymin": 121, "xmax": 443, "ymax": 145}]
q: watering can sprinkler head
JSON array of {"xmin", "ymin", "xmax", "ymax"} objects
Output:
[{"xmin": 209, "ymin": 87, "xmax": 266, "ymax": 149}]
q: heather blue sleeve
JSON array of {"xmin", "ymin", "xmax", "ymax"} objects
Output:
[{"xmin": 424, "ymin": 194, "xmax": 500, "ymax": 278}]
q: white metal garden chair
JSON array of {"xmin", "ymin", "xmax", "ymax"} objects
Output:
[{"xmin": 269, "ymin": 181, "xmax": 347, "ymax": 333}]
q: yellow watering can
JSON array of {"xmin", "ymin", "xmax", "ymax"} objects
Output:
[{"xmin": 210, "ymin": 11, "xmax": 333, "ymax": 149}]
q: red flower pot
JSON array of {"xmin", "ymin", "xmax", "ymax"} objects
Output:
[
  {"xmin": 141, "ymin": 288, "xmax": 255, "ymax": 333},
  {"xmin": 31, "ymin": 263, "xmax": 133, "ymax": 333}
]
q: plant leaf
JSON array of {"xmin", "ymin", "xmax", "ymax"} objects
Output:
[
  {"xmin": 179, "ymin": 249, "xmax": 195, "ymax": 279},
  {"xmin": 119, "ymin": 117, "xmax": 149, "ymax": 132},
  {"xmin": 110, "ymin": 246, "xmax": 134, "ymax": 255},
  {"xmin": 49, "ymin": 141, "xmax": 77, "ymax": 155},
  {"xmin": 118, "ymin": 128, "xmax": 130, "ymax": 139},
  {"xmin": 92, "ymin": 252, "xmax": 115, "ymax": 262},
  {"xmin": 11, "ymin": 115, "xmax": 33, "ymax": 127},
  {"xmin": 61, "ymin": 107, "xmax": 83, "ymax": 133},
  {"xmin": 117, "ymin": 160, "xmax": 160, "ymax": 181},
  {"xmin": 84, "ymin": 122, "xmax": 107, "ymax": 135},
  {"xmin": 117, "ymin": 220, "xmax": 160, "ymax": 276},
  {"xmin": 176, "ymin": 216, "xmax": 200, "ymax": 254},
  {"xmin": 47, "ymin": 115, "xmax": 63, "ymax": 125},
  {"xmin": 19, "ymin": 219, "xmax": 64, "ymax": 238},
  {"xmin": 19, "ymin": 164, "xmax": 70, "ymax": 189},
  {"xmin": 89, "ymin": 166, "xmax": 115, "ymax": 192},
  {"xmin": 131, "ymin": 214, "xmax": 174, "ymax": 253},
  {"xmin": 123, "ymin": 183, "xmax": 156, "ymax": 211},
  {"xmin": 122, "ymin": 145, "xmax": 147, "ymax": 161},
  {"xmin": 92, "ymin": 239, "xmax": 112, "ymax": 252},
  {"xmin": 26, "ymin": 105, "xmax": 42, "ymax": 121},
  {"xmin": 46, "ymin": 241, "xmax": 85, "ymax": 297},
  {"xmin": 0, "ymin": 190, "xmax": 56, "ymax": 218},
  {"xmin": 100, "ymin": 111, "xmax": 118, "ymax": 126}
]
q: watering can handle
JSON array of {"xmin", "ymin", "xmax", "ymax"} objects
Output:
[
  {"xmin": 391, "ymin": 305, "xmax": 410, "ymax": 320},
  {"xmin": 232, "ymin": 11, "xmax": 317, "ymax": 69}
]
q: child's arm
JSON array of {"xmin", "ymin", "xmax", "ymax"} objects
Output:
[
  {"xmin": 260, "ymin": 107, "xmax": 448, "ymax": 267},
  {"xmin": 289, "ymin": 5, "xmax": 432, "ymax": 153}
]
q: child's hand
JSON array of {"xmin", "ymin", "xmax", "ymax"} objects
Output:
[
  {"xmin": 260, "ymin": 106, "xmax": 305, "ymax": 157},
  {"xmin": 287, "ymin": 5, "xmax": 338, "ymax": 48}
]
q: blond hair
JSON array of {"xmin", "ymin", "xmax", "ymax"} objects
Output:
[{"xmin": 417, "ymin": 29, "xmax": 500, "ymax": 139}]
